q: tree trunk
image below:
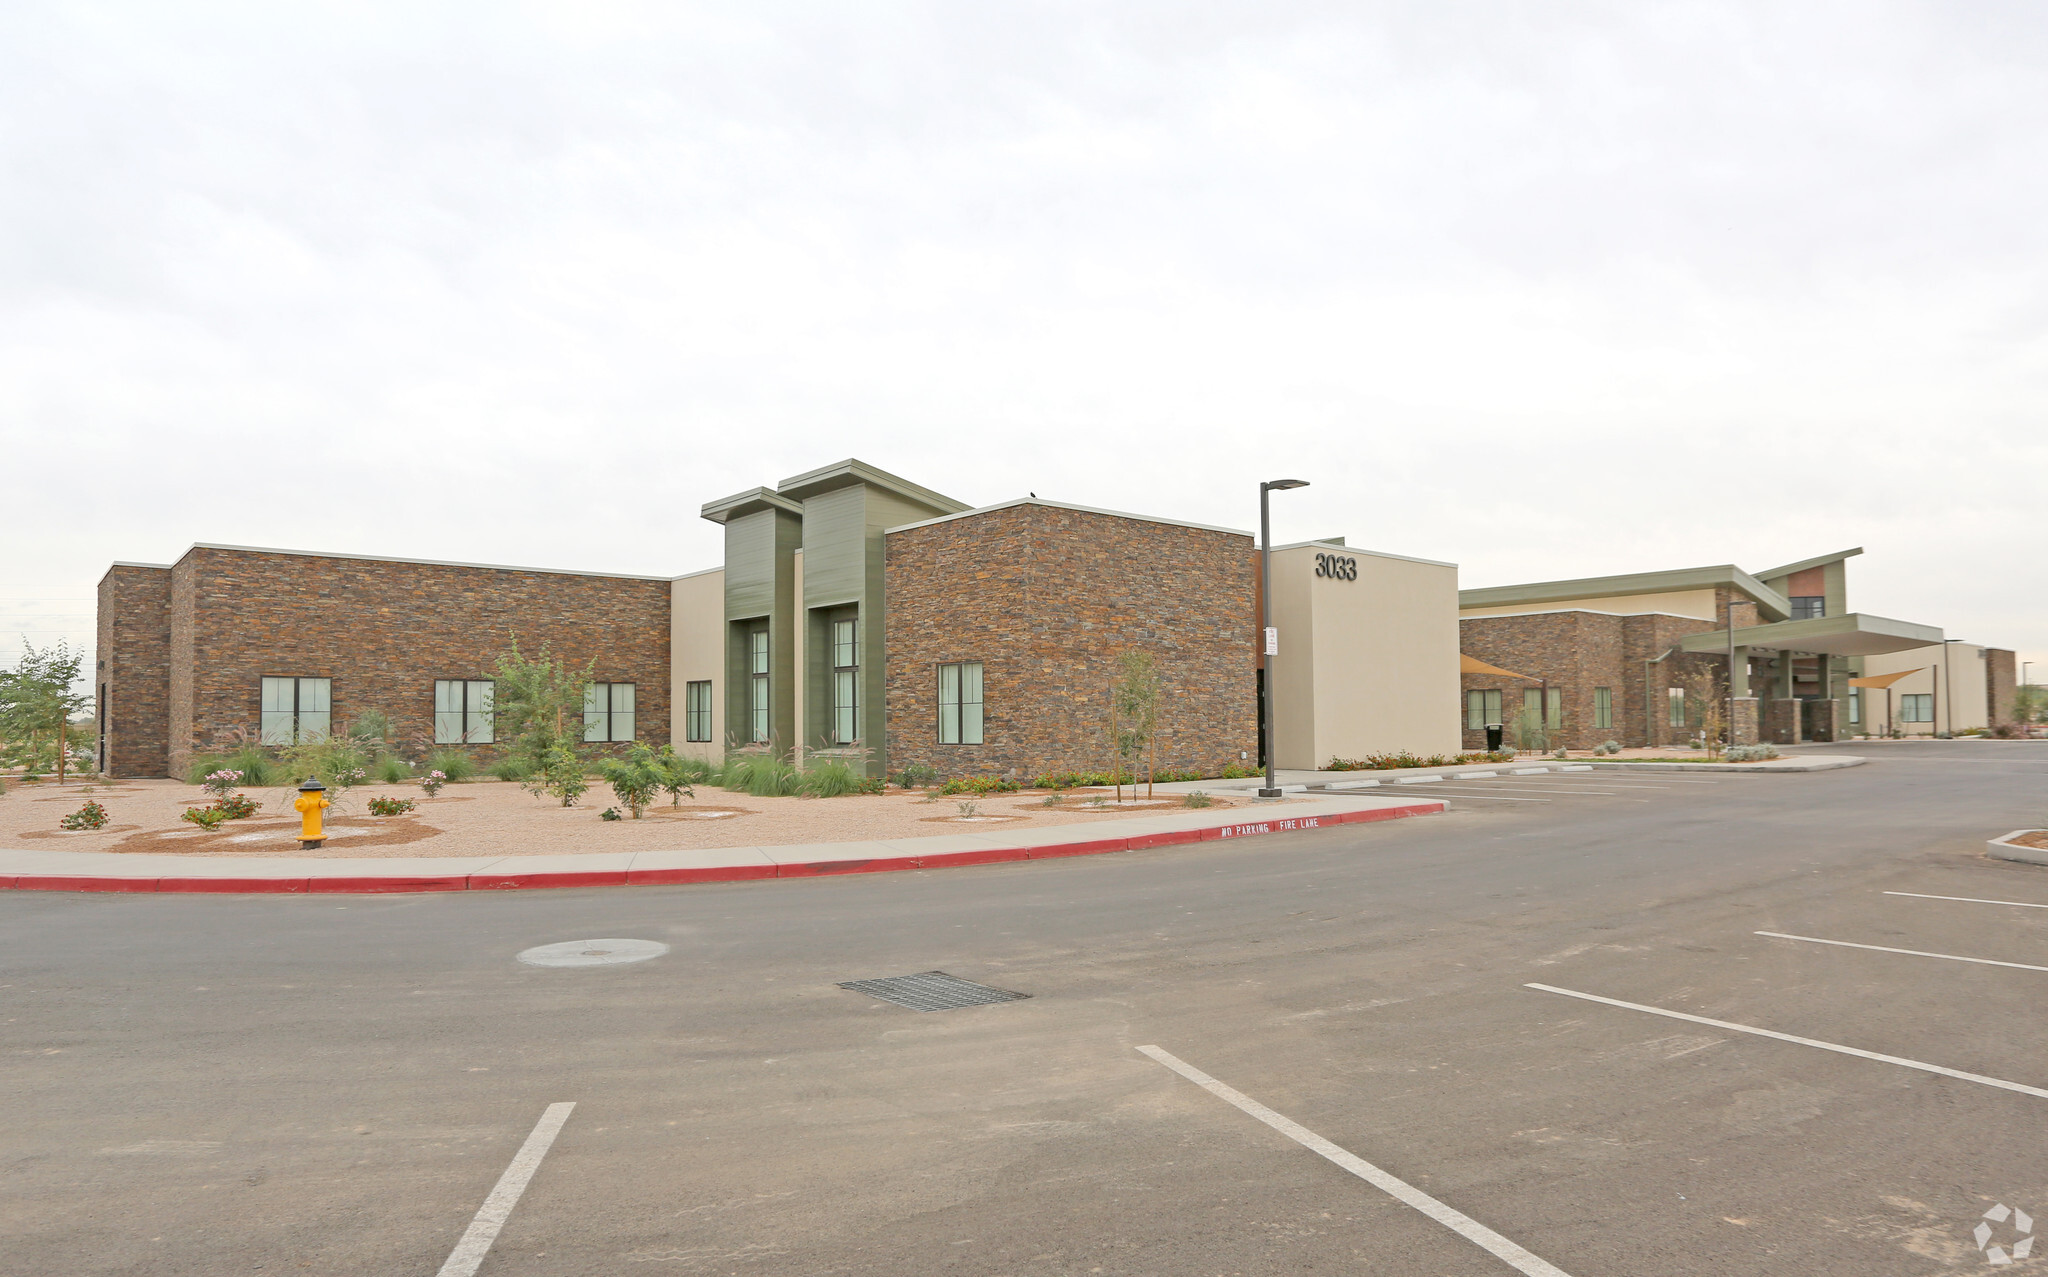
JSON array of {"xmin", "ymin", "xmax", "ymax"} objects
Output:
[{"xmin": 56, "ymin": 719, "xmax": 66, "ymax": 784}]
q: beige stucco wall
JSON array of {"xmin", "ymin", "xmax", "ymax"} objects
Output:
[
  {"xmin": 1269, "ymin": 543, "xmax": 1461, "ymax": 769},
  {"xmin": 1460, "ymin": 587, "xmax": 1720, "ymax": 622},
  {"xmin": 670, "ymin": 566, "xmax": 725, "ymax": 761},
  {"xmin": 1858, "ymin": 642, "xmax": 1988, "ymax": 735}
]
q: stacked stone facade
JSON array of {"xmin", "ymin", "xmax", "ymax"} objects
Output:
[
  {"xmin": 106, "ymin": 545, "xmax": 671, "ymax": 779},
  {"xmin": 1988, "ymin": 648, "xmax": 2018, "ymax": 729},
  {"xmin": 1458, "ymin": 592, "xmax": 1752, "ymax": 750},
  {"xmin": 883, "ymin": 504, "xmax": 1257, "ymax": 781},
  {"xmin": 95, "ymin": 565, "xmax": 174, "ymax": 777}
]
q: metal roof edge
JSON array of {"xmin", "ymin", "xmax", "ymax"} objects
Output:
[
  {"xmin": 775, "ymin": 458, "xmax": 972, "ymax": 515},
  {"xmin": 700, "ymin": 486, "xmax": 802, "ymax": 524},
  {"xmin": 1459, "ymin": 564, "xmax": 1789, "ymax": 621},
  {"xmin": 669, "ymin": 565, "xmax": 723, "ymax": 583},
  {"xmin": 1755, "ymin": 547, "xmax": 1865, "ymax": 582},
  {"xmin": 177, "ymin": 543, "xmax": 673, "ymax": 582},
  {"xmin": 883, "ymin": 496, "xmax": 1253, "ymax": 539}
]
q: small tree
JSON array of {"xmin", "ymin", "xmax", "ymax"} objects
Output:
[
  {"xmin": 598, "ymin": 744, "xmax": 666, "ymax": 818},
  {"xmin": 531, "ymin": 746, "xmax": 590, "ymax": 808},
  {"xmin": 1682, "ymin": 666, "xmax": 1729, "ymax": 757},
  {"xmin": 491, "ymin": 638, "xmax": 594, "ymax": 782},
  {"xmin": 1108, "ymin": 650, "xmax": 1161, "ymax": 801},
  {"xmin": 0, "ymin": 640, "xmax": 92, "ymax": 783}
]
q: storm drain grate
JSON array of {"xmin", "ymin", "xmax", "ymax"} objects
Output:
[{"xmin": 837, "ymin": 971, "xmax": 1031, "ymax": 1012}]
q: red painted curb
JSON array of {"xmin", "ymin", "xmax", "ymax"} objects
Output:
[{"xmin": 0, "ymin": 802, "xmax": 1444, "ymax": 895}]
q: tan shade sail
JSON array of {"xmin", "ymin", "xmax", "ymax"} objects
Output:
[
  {"xmin": 1461, "ymin": 653, "xmax": 1539, "ymax": 681},
  {"xmin": 1849, "ymin": 668, "xmax": 1923, "ymax": 690}
]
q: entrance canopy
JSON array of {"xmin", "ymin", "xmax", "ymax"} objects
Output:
[
  {"xmin": 1678, "ymin": 612, "xmax": 1941, "ymax": 657},
  {"xmin": 1461, "ymin": 653, "xmax": 1539, "ymax": 680}
]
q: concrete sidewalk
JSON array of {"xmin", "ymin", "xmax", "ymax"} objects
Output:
[{"xmin": 0, "ymin": 792, "xmax": 1445, "ymax": 894}]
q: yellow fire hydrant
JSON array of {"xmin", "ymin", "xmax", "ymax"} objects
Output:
[{"xmin": 294, "ymin": 778, "xmax": 330, "ymax": 849}]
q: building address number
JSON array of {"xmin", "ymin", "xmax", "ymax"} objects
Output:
[{"xmin": 1314, "ymin": 552, "xmax": 1358, "ymax": 581}]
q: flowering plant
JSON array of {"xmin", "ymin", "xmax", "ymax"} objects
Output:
[
  {"xmin": 212, "ymin": 792, "xmax": 259, "ymax": 820},
  {"xmin": 368, "ymin": 796, "xmax": 416, "ymax": 816},
  {"xmin": 60, "ymin": 801, "xmax": 110, "ymax": 831},
  {"xmin": 181, "ymin": 805, "xmax": 231, "ymax": 831},
  {"xmin": 201, "ymin": 769, "xmax": 243, "ymax": 799},
  {"xmin": 420, "ymin": 769, "xmax": 448, "ymax": 797}
]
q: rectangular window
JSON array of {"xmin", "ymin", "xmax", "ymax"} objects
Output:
[
  {"xmin": 433, "ymin": 680, "xmax": 495, "ymax": 744},
  {"xmin": 1790, "ymin": 596, "xmax": 1826, "ymax": 621},
  {"xmin": 749, "ymin": 626, "xmax": 770, "ymax": 744},
  {"xmin": 1901, "ymin": 693, "xmax": 1933, "ymax": 723},
  {"xmin": 1545, "ymin": 688, "xmax": 1562, "ymax": 728},
  {"xmin": 583, "ymin": 682, "xmax": 637, "ymax": 742},
  {"xmin": 1523, "ymin": 688, "xmax": 1541, "ymax": 721},
  {"xmin": 1667, "ymin": 686, "xmax": 1687, "ymax": 727},
  {"xmin": 1594, "ymin": 687, "xmax": 1613, "ymax": 729},
  {"xmin": 1466, "ymin": 689, "xmax": 1503, "ymax": 729},
  {"xmin": 938, "ymin": 661, "xmax": 984, "ymax": 745},
  {"xmin": 685, "ymin": 680, "xmax": 713, "ymax": 743},
  {"xmin": 260, "ymin": 676, "xmax": 331, "ymax": 745},
  {"xmin": 831, "ymin": 617, "xmax": 859, "ymax": 745},
  {"xmin": 1848, "ymin": 689, "xmax": 1861, "ymax": 725}
]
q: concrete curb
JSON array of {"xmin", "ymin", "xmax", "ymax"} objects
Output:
[
  {"xmin": 1988, "ymin": 829, "xmax": 2048, "ymax": 867},
  {"xmin": 1572, "ymin": 755, "xmax": 1866, "ymax": 774},
  {"xmin": 0, "ymin": 797, "xmax": 1444, "ymax": 895}
]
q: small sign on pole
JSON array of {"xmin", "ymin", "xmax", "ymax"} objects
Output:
[{"xmin": 1264, "ymin": 627, "xmax": 1278, "ymax": 656}]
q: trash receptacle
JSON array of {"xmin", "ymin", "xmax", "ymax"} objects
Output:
[{"xmin": 1485, "ymin": 723, "xmax": 1503, "ymax": 752}]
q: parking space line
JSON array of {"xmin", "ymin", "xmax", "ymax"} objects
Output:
[
  {"xmin": 1754, "ymin": 931, "xmax": 2048, "ymax": 973},
  {"xmin": 436, "ymin": 1102, "xmax": 576, "ymax": 1277},
  {"xmin": 1525, "ymin": 984, "xmax": 2048, "ymax": 1100},
  {"xmin": 1885, "ymin": 891, "xmax": 2048, "ymax": 910},
  {"xmin": 1137, "ymin": 1045, "xmax": 1576, "ymax": 1277},
  {"xmin": 1429, "ymin": 792, "xmax": 1553, "ymax": 803}
]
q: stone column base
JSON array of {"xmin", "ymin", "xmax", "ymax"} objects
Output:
[{"xmin": 1731, "ymin": 698, "xmax": 1760, "ymax": 746}]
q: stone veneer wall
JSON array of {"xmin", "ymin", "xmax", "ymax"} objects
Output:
[
  {"xmin": 161, "ymin": 547, "xmax": 671, "ymax": 779},
  {"xmin": 1988, "ymin": 648, "xmax": 2017, "ymax": 729},
  {"xmin": 883, "ymin": 504, "xmax": 1257, "ymax": 781},
  {"xmin": 96, "ymin": 565, "xmax": 174, "ymax": 777},
  {"xmin": 1457, "ymin": 594, "xmax": 1748, "ymax": 750}
]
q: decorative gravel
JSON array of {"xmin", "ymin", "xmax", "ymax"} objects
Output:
[{"xmin": 0, "ymin": 777, "xmax": 1269, "ymax": 859}]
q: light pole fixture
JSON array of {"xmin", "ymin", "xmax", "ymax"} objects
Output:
[{"xmin": 1259, "ymin": 478, "xmax": 1310, "ymax": 798}]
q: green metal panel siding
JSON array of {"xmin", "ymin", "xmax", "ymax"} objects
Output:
[
  {"xmin": 798, "ymin": 485, "xmax": 867, "ymax": 609},
  {"xmin": 723, "ymin": 510, "xmax": 781, "ymax": 621}
]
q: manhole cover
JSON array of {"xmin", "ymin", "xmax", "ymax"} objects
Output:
[
  {"xmin": 517, "ymin": 938, "xmax": 671, "ymax": 968},
  {"xmin": 837, "ymin": 971, "xmax": 1030, "ymax": 1012}
]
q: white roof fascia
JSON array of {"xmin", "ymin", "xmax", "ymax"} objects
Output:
[
  {"xmin": 1270, "ymin": 539, "xmax": 1456, "ymax": 569},
  {"xmin": 885, "ymin": 496, "xmax": 1252, "ymax": 539},
  {"xmin": 1460, "ymin": 607, "xmax": 1709, "ymax": 622},
  {"xmin": 669, "ymin": 565, "xmax": 723, "ymax": 582},
  {"xmin": 180, "ymin": 543, "xmax": 672, "ymax": 583}
]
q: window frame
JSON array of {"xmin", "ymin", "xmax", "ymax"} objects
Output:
[
  {"xmin": 260, "ymin": 676, "xmax": 332, "ymax": 745},
  {"xmin": 748, "ymin": 625, "xmax": 771, "ymax": 744},
  {"xmin": 685, "ymin": 680, "xmax": 714, "ymax": 743},
  {"xmin": 830, "ymin": 616, "xmax": 859, "ymax": 746},
  {"xmin": 1900, "ymin": 692, "xmax": 1933, "ymax": 724},
  {"xmin": 1790, "ymin": 596, "xmax": 1827, "ymax": 621},
  {"xmin": 937, "ymin": 661, "xmax": 984, "ymax": 745},
  {"xmin": 582, "ymin": 681, "xmax": 638, "ymax": 743},
  {"xmin": 433, "ymin": 678, "xmax": 495, "ymax": 745},
  {"xmin": 1594, "ymin": 686, "xmax": 1613, "ymax": 730},
  {"xmin": 1667, "ymin": 686, "xmax": 1687, "ymax": 727}
]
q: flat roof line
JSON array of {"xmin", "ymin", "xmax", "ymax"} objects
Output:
[
  {"xmin": 1755, "ymin": 547, "xmax": 1864, "ymax": 581},
  {"xmin": 885, "ymin": 496, "xmax": 1253, "ymax": 539},
  {"xmin": 178, "ymin": 543, "xmax": 673, "ymax": 582},
  {"xmin": 1270, "ymin": 539, "xmax": 1456, "ymax": 569}
]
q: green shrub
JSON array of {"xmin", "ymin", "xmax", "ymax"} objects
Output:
[
  {"xmin": 489, "ymin": 756, "xmax": 533, "ymax": 782},
  {"xmin": 1220, "ymin": 763, "xmax": 1257, "ymax": 779},
  {"xmin": 181, "ymin": 805, "xmax": 231, "ymax": 831},
  {"xmin": 60, "ymin": 800, "xmax": 109, "ymax": 830},
  {"xmin": 799, "ymin": 759, "xmax": 883, "ymax": 798},
  {"xmin": 213, "ymin": 792, "xmax": 259, "ymax": 820},
  {"xmin": 889, "ymin": 762, "xmax": 939, "ymax": 790},
  {"xmin": 188, "ymin": 746, "xmax": 286, "ymax": 788},
  {"xmin": 724, "ymin": 754, "xmax": 802, "ymax": 797},
  {"xmin": 372, "ymin": 752, "xmax": 413, "ymax": 783},
  {"xmin": 955, "ymin": 800, "xmax": 981, "ymax": 817},
  {"xmin": 527, "ymin": 747, "xmax": 589, "ymax": 807},
  {"xmin": 421, "ymin": 748, "xmax": 477, "ymax": 782},
  {"xmin": 1040, "ymin": 792, "xmax": 1064, "ymax": 807},
  {"xmin": 1327, "ymin": 752, "xmax": 1455, "ymax": 772},
  {"xmin": 939, "ymin": 775, "xmax": 1021, "ymax": 796},
  {"xmin": 600, "ymin": 807, "xmax": 622, "ymax": 821},
  {"xmin": 597, "ymin": 745, "xmax": 665, "ymax": 817},
  {"xmin": 1182, "ymin": 791, "xmax": 1214, "ymax": 809}
]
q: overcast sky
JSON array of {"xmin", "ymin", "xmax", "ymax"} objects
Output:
[{"xmin": 4, "ymin": 2, "xmax": 2044, "ymax": 681}]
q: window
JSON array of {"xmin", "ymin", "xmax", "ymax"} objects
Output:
[
  {"xmin": 1523, "ymin": 688, "xmax": 1541, "ymax": 722},
  {"xmin": 260, "ymin": 677, "xmax": 331, "ymax": 745},
  {"xmin": 1466, "ymin": 689, "xmax": 1502, "ymax": 729},
  {"xmin": 831, "ymin": 617, "xmax": 859, "ymax": 745},
  {"xmin": 685, "ymin": 680, "xmax": 713, "ymax": 743},
  {"xmin": 938, "ymin": 662, "xmax": 984, "ymax": 744},
  {"xmin": 1667, "ymin": 686, "xmax": 1687, "ymax": 727},
  {"xmin": 749, "ymin": 626, "xmax": 770, "ymax": 743},
  {"xmin": 433, "ymin": 680, "xmax": 495, "ymax": 744},
  {"xmin": 1546, "ymin": 688, "xmax": 1562, "ymax": 728},
  {"xmin": 1901, "ymin": 693, "xmax": 1933, "ymax": 723},
  {"xmin": 1790, "ymin": 596, "xmax": 1826, "ymax": 621},
  {"xmin": 1848, "ymin": 689, "xmax": 1861, "ymax": 725},
  {"xmin": 1594, "ymin": 687, "xmax": 1613, "ymax": 729},
  {"xmin": 583, "ymin": 682, "xmax": 637, "ymax": 742}
]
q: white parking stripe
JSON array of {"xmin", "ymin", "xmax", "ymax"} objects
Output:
[
  {"xmin": 1430, "ymin": 792, "xmax": 1552, "ymax": 802},
  {"xmin": 1754, "ymin": 931, "xmax": 2048, "ymax": 973},
  {"xmin": 1525, "ymin": 984, "xmax": 2048, "ymax": 1100},
  {"xmin": 1137, "ymin": 1046, "xmax": 1576, "ymax": 1277},
  {"xmin": 1884, "ymin": 891, "xmax": 2048, "ymax": 910},
  {"xmin": 436, "ymin": 1102, "xmax": 576, "ymax": 1277}
]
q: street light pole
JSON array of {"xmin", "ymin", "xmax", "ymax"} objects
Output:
[{"xmin": 1259, "ymin": 478, "xmax": 1309, "ymax": 798}]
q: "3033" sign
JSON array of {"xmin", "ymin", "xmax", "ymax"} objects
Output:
[{"xmin": 1314, "ymin": 553, "xmax": 1358, "ymax": 581}]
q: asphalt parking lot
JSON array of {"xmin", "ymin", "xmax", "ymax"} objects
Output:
[{"xmin": 6, "ymin": 740, "xmax": 2047, "ymax": 1276}]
